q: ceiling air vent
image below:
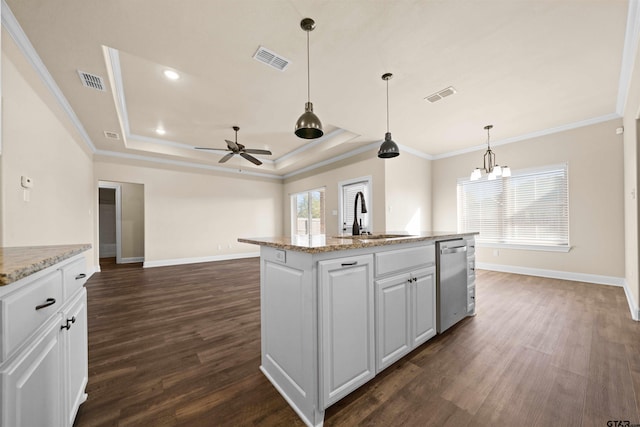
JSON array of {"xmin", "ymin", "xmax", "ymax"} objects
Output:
[
  {"xmin": 77, "ymin": 70, "xmax": 106, "ymax": 92},
  {"xmin": 253, "ymin": 46, "xmax": 290, "ymax": 72},
  {"xmin": 103, "ymin": 131, "xmax": 120, "ymax": 140},
  {"xmin": 425, "ymin": 86, "xmax": 457, "ymax": 103}
]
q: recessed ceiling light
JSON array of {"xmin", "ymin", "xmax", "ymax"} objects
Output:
[
  {"xmin": 163, "ymin": 69, "xmax": 180, "ymax": 80},
  {"xmin": 155, "ymin": 127, "xmax": 166, "ymax": 135}
]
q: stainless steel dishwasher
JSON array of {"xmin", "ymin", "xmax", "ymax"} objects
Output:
[{"xmin": 436, "ymin": 239, "xmax": 468, "ymax": 333}]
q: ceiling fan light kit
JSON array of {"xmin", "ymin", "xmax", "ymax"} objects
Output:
[
  {"xmin": 470, "ymin": 125, "xmax": 510, "ymax": 181},
  {"xmin": 378, "ymin": 73, "xmax": 400, "ymax": 159},
  {"xmin": 295, "ymin": 18, "xmax": 324, "ymax": 140}
]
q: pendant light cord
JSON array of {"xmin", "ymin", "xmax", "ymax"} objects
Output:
[
  {"xmin": 386, "ymin": 78, "xmax": 390, "ymax": 133},
  {"xmin": 487, "ymin": 127, "xmax": 491, "ymax": 150},
  {"xmin": 306, "ymin": 30, "xmax": 311, "ymax": 103}
]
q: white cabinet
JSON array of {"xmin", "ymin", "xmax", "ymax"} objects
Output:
[
  {"xmin": 0, "ymin": 254, "xmax": 89, "ymax": 427},
  {"xmin": 319, "ymin": 254, "xmax": 375, "ymax": 408},
  {"xmin": 61, "ymin": 289, "xmax": 88, "ymax": 427},
  {"xmin": 411, "ymin": 267, "xmax": 436, "ymax": 347},
  {"xmin": 2, "ymin": 316, "xmax": 63, "ymax": 427},
  {"xmin": 375, "ymin": 266, "xmax": 435, "ymax": 372},
  {"xmin": 375, "ymin": 273, "xmax": 411, "ymax": 371}
]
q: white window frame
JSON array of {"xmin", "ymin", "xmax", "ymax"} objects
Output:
[
  {"xmin": 457, "ymin": 163, "xmax": 570, "ymax": 252},
  {"xmin": 290, "ymin": 187, "xmax": 326, "ymax": 236},
  {"xmin": 338, "ymin": 176, "xmax": 373, "ymax": 235}
]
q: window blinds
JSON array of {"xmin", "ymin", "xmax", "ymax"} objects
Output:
[{"xmin": 458, "ymin": 164, "xmax": 569, "ymax": 247}]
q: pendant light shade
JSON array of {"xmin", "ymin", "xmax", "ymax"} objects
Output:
[
  {"xmin": 295, "ymin": 18, "xmax": 323, "ymax": 139},
  {"xmin": 378, "ymin": 73, "xmax": 399, "ymax": 158}
]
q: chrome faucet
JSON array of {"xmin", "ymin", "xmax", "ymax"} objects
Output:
[{"xmin": 352, "ymin": 191, "xmax": 368, "ymax": 235}]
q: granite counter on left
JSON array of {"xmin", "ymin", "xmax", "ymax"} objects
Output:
[{"xmin": 0, "ymin": 244, "xmax": 92, "ymax": 286}]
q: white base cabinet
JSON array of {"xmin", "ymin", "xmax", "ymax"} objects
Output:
[
  {"xmin": 0, "ymin": 254, "xmax": 89, "ymax": 427},
  {"xmin": 319, "ymin": 255, "xmax": 375, "ymax": 407}
]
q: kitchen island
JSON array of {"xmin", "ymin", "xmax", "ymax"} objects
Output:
[{"xmin": 239, "ymin": 232, "xmax": 476, "ymax": 427}]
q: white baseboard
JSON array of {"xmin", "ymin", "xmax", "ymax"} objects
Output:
[
  {"xmin": 477, "ymin": 262, "xmax": 638, "ymax": 321},
  {"xmin": 143, "ymin": 252, "xmax": 260, "ymax": 268},
  {"xmin": 622, "ymin": 279, "xmax": 640, "ymax": 321},
  {"xmin": 120, "ymin": 257, "xmax": 144, "ymax": 264},
  {"xmin": 476, "ymin": 262, "xmax": 625, "ymax": 286}
]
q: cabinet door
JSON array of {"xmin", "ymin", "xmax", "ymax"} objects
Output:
[
  {"xmin": 319, "ymin": 254, "xmax": 374, "ymax": 408},
  {"xmin": 412, "ymin": 267, "xmax": 436, "ymax": 347},
  {"xmin": 375, "ymin": 274, "xmax": 411, "ymax": 372},
  {"xmin": 2, "ymin": 317, "xmax": 63, "ymax": 427},
  {"xmin": 61, "ymin": 289, "xmax": 88, "ymax": 427}
]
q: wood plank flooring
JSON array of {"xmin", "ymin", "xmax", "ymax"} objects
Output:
[{"xmin": 75, "ymin": 260, "xmax": 640, "ymax": 426}]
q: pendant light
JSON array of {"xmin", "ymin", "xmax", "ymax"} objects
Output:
[
  {"xmin": 378, "ymin": 73, "xmax": 400, "ymax": 158},
  {"xmin": 295, "ymin": 18, "xmax": 323, "ymax": 139},
  {"xmin": 470, "ymin": 125, "xmax": 511, "ymax": 181}
]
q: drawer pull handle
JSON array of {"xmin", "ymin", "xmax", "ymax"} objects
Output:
[
  {"xmin": 75, "ymin": 273, "xmax": 86, "ymax": 280},
  {"xmin": 35, "ymin": 298, "xmax": 56, "ymax": 310},
  {"xmin": 341, "ymin": 261, "xmax": 358, "ymax": 267},
  {"xmin": 61, "ymin": 316, "xmax": 76, "ymax": 331}
]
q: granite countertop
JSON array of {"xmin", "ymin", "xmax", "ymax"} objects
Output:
[
  {"xmin": 238, "ymin": 232, "xmax": 477, "ymax": 254},
  {"xmin": 0, "ymin": 244, "xmax": 92, "ymax": 286}
]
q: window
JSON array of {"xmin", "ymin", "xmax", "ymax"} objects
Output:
[
  {"xmin": 457, "ymin": 163, "xmax": 569, "ymax": 250},
  {"xmin": 339, "ymin": 177, "xmax": 372, "ymax": 234},
  {"xmin": 291, "ymin": 188, "xmax": 325, "ymax": 236}
]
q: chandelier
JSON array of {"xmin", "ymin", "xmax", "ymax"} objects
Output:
[{"xmin": 470, "ymin": 125, "xmax": 511, "ymax": 181}]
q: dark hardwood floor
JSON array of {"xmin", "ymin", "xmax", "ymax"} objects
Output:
[{"xmin": 75, "ymin": 259, "xmax": 640, "ymax": 426}]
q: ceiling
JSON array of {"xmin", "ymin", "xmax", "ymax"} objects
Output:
[{"xmin": 3, "ymin": 0, "xmax": 633, "ymax": 178}]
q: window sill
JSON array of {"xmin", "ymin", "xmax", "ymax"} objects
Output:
[{"xmin": 477, "ymin": 242, "xmax": 571, "ymax": 253}]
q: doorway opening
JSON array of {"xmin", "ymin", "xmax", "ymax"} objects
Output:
[{"xmin": 98, "ymin": 181, "xmax": 145, "ymax": 270}]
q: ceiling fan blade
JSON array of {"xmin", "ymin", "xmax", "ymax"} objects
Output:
[
  {"xmin": 195, "ymin": 147, "xmax": 231, "ymax": 152},
  {"xmin": 225, "ymin": 139, "xmax": 239, "ymax": 151},
  {"xmin": 240, "ymin": 152, "xmax": 262, "ymax": 166},
  {"xmin": 243, "ymin": 149, "xmax": 272, "ymax": 155},
  {"xmin": 219, "ymin": 153, "xmax": 235, "ymax": 163}
]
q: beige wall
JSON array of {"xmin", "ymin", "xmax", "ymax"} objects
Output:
[
  {"xmin": 120, "ymin": 182, "xmax": 145, "ymax": 259},
  {"xmin": 433, "ymin": 119, "xmax": 625, "ymax": 278},
  {"xmin": 1, "ymin": 31, "xmax": 95, "ymax": 267},
  {"xmin": 283, "ymin": 151, "xmax": 386, "ymax": 236},
  {"xmin": 384, "ymin": 152, "xmax": 432, "ymax": 234},
  {"xmin": 623, "ymin": 35, "xmax": 640, "ymax": 313},
  {"xmin": 94, "ymin": 158, "xmax": 283, "ymax": 265}
]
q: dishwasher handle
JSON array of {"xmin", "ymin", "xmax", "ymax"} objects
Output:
[{"xmin": 441, "ymin": 246, "xmax": 467, "ymax": 255}]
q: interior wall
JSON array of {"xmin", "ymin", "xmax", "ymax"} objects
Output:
[
  {"xmin": 120, "ymin": 182, "xmax": 144, "ymax": 260},
  {"xmin": 1, "ymin": 30, "xmax": 95, "ymax": 267},
  {"xmin": 98, "ymin": 188, "xmax": 116, "ymax": 257},
  {"xmin": 384, "ymin": 151, "xmax": 432, "ymax": 234},
  {"xmin": 623, "ymin": 32, "xmax": 640, "ymax": 314},
  {"xmin": 433, "ymin": 119, "xmax": 625, "ymax": 279},
  {"xmin": 283, "ymin": 150, "xmax": 386, "ymax": 236},
  {"xmin": 94, "ymin": 158, "xmax": 283, "ymax": 265}
]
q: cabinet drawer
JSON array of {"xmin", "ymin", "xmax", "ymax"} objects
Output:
[
  {"xmin": 2, "ymin": 270, "xmax": 63, "ymax": 361},
  {"xmin": 62, "ymin": 258, "xmax": 87, "ymax": 300},
  {"xmin": 375, "ymin": 245, "xmax": 435, "ymax": 277}
]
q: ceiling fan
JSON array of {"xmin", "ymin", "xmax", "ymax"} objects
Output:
[{"xmin": 195, "ymin": 126, "xmax": 272, "ymax": 165}]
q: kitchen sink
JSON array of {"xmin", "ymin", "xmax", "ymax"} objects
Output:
[{"xmin": 335, "ymin": 234, "xmax": 415, "ymax": 240}]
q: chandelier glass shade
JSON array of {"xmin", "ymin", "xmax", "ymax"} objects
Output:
[{"xmin": 470, "ymin": 125, "xmax": 510, "ymax": 181}]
